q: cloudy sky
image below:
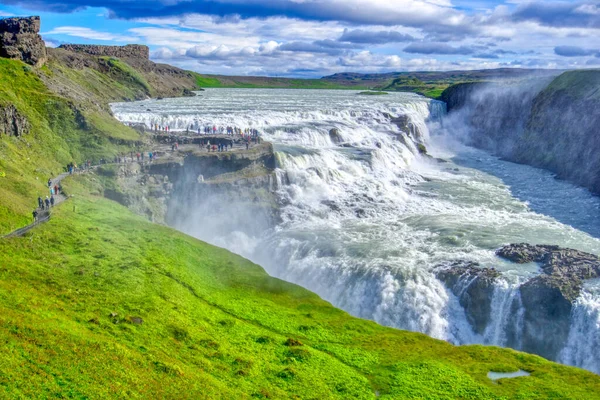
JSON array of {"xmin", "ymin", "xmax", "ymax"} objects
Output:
[{"xmin": 1, "ymin": 0, "xmax": 599, "ymax": 77}]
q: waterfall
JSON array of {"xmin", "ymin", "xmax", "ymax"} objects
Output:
[
  {"xmin": 111, "ymin": 88, "xmax": 600, "ymax": 373},
  {"xmin": 559, "ymin": 286, "xmax": 600, "ymax": 374}
]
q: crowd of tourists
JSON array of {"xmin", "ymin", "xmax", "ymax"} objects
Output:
[
  {"xmin": 152, "ymin": 123, "xmax": 261, "ymax": 140},
  {"xmin": 32, "ymin": 178, "xmax": 62, "ymax": 222}
]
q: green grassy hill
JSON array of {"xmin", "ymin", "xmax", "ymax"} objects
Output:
[
  {"xmin": 1, "ymin": 174, "xmax": 599, "ymax": 398},
  {"xmin": 0, "ymin": 49, "xmax": 204, "ymax": 236}
]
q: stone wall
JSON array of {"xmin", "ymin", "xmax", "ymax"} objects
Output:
[
  {"xmin": 0, "ymin": 16, "xmax": 47, "ymax": 66},
  {"xmin": 58, "ymin": 44, "xmax": 150, "ymax": 60}
]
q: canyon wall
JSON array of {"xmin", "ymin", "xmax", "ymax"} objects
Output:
[{"xmin": 441, "ymin": 70, "xmax": 600, "ymax": 194}]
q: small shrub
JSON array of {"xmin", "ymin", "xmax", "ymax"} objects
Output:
[
  {"xmin": 255, "ymin": 336, "xmax": 272, "ymax": 344},
  {"xmin": 284, "ymin": 338, "xmax": 303, "ymax": 347},
  {"xmin": 170, "ymin": 325, "xmax": 189, "ymax": 341},
  {"xmin": 276, "ymin": 367, "xmax": 296, "ymax": 380}
]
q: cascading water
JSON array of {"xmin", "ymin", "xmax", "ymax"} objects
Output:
[{"xmin": 112, "ymin": 88, "xmax": 600, "ymax": 373}]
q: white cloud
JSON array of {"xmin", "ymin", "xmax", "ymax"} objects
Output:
[{"xmin": 44, "ymin": 26, "xmax": 138, "ymax": 42}]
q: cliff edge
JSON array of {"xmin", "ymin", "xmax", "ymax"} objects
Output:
[
  {"xmin": 441, "ymin": 70, "xmax": 600, "ymax": 194},
  {"xmin": 0, "ymin": 16, "xmax": 46, "ymax": 66}
]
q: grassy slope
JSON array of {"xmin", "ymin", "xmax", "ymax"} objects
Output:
[
  {"xmin": 0, "ymin": 50, "xmax": 193, "ymax": 235},
  {"xmin": 538, "ymin": 69, "xmax": 600, "ymax": 100},
  {"xmin": 0, "ymin": 173, "xmax": 598, "ymax": 398},
  {"xmin": 0, "ymin": 58, "xmax": 145, "ymax": 235}
]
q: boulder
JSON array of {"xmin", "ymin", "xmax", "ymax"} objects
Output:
[
  {"xmin": 496, "ymin": 243, "xmax": 600, "ymax": 302},
  {"xmin": 436, "ymin": 244, "xmax": 600, "ymax": 361},
  {"xmin": 329, "ymin": 128, "xmax": 342, "ymax": 144},
  {"xmin": 0, "ymin": 16, "xmax": 47, "ymax": 66},
  {"xmin": 390, "ymin": 115, "xmax": 411, "ymax": 135},
  {"xmin": 436, "ymin": 261, "xmax": 501, "ymax": 335}
]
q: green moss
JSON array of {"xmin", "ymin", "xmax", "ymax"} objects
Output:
[{"xmin": 0, "ymin": 174, "xmax": 598, "ymax": 398}]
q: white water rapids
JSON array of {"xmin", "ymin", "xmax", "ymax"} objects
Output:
[{"xmin": 112, "ymin": 88, "xmax": 600, "ymax": 373}]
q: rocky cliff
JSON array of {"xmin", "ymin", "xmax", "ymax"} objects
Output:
[
  {"xmin": 0, "ymin": 16, "xmax": 46, "ymax": 66},
  {"xmin": 441, "ymin": 71, "xmax": 600, "ymax": 194},
  {"xmin": 58, "ymin": 44, "xmax": 150, "ymax": 60}
]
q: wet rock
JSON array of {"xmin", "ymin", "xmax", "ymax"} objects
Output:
[
  {"xmin": 329, "ymin": 128, "xmax": 342, "ymax": 144},
  {"xmin": 390, "ymin": 115, "xmax": 410, "ymax": 134},
  {"xmin": 496, "ymin": 243, "xmax": 600, "ymax": 301},
  {"xmin": 321, "ymin": 200, "xmax": 341, "ymax": 212},
  {"xmin": 0, "ymin": 16, "xmax": 47, "ymax": 66},
  {"xmin": 182, "ymin": 88, "xmax": 196, "ymax": 97},
  {"xmin": 435, "ymin": 261, "xmax": 501, "ymax": 335}
]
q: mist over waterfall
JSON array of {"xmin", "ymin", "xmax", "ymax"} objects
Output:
[{"xmin": 112, "ymin": 88, "xmax": 600, "ymax": 373}]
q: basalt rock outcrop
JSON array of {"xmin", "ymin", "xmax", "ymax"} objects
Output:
[
  {"xmin": 0, "ymin": 103, "xmax": 29, "ymax": 136},
  {"xmin": 58, "ymin": 44, "xmax": 150, "ymax": 60},
  {"xmin": 0, "ymin": 16, "xmax": 47, "ymax": 66},
  {"xmin": 437, "ymin": 243, "xmax": 600, "ymax": 362},
  {"xmin": 436, "ymin": 261, "xmax": 501, "ymax": 335}
]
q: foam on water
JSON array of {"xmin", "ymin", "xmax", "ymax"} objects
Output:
[{"xmin": 112, "ymin": 88, "xmax": 600, "ymax": 372}]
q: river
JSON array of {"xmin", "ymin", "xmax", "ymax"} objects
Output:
[{"xmin": 112, "ymin": 88, "xmax": 600, "ymax": 373}]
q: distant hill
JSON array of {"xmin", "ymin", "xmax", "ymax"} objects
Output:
[{"xmin": 196, "ymin": 68, "xmax": 563, "ymax": 99}]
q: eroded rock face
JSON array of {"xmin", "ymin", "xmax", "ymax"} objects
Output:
[
  {"xmin": 0, "ymin": 104, "xmax": 29, "ymax": 136},
  {"xmin": 58, "ymin": 44, "xmax": 150, "ymax": 60},
  {"xmin": 435, "ymin": 261, "xmax": 501, "ymax": 335},
  {"xmin": 0, "ymin": 16, "xmax": 47, "ymax": 66}
]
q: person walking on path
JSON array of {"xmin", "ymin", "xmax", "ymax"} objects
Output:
[
  {"xmin": 50, "ymin": 195, "xmax": 55, "ymax": 207},
  {"xmin": 44, "ymin": 197, "xmax": 50, "ymax": 209},
  {"xmin": 54, "ymin": 185, "xmax": 59, "ymax": 195},
  {"xmin": 38, "ymin": 196, "xmax": 43, "ymax": 209},
  {"xmin": 47, "ymin": 178, "xmax": 52, "ymax": 188},
  {"xmin": 32, "ymin": 210, "xmax": 38, "ymax": 223}
]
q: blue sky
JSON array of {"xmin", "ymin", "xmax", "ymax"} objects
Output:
[{"xmin": 1, "ymin": 0, "xmax": 599, "ymax": 77}]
